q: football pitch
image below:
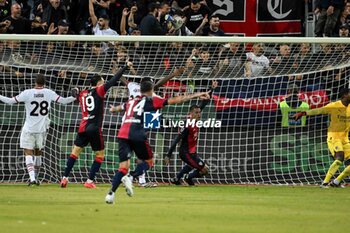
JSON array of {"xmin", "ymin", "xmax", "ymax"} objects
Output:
[{"xmin": 0, "ymin": 184, "xmax": 349, "ymax": 233}]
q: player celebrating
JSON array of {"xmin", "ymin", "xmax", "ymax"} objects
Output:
[
  {"xmin": 164, "ymin": 81, "xmax": 217, "ymax": 186},
  {"xmin": 116, "ymin": 67, "xmax": 185, "ymax": 187},
  {"xmin": 293, "ymin": 88, "xmax": 350, "ymax": 188},
  {"xmin": 0, "ymin": 74, "xmax": 76, "ymax": 186},
  {"xmin": 60, "ymin": 62, "xmax": 133, "ymax": 188},
  {"xmin": 105, "ymin": 79, "xmax": 210, "ymax": 204}
]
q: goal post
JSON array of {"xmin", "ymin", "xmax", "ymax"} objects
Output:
[{"xmin": 0, "ymin": 35, "xmax": 349, "ymax": 185}]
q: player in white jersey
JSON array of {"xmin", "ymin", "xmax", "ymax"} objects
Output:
[
  {"xmin": 110, "ymin": 67, "xmax": 184, "ymax": 187},
  {"xmin": 0, "ymin": 74, "xmax": 76, "ymax": 186}
]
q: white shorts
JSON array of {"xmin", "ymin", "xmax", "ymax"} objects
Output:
[{"xmin": 20, "ymin": 131, "xmax": 47, "ymax": 150}]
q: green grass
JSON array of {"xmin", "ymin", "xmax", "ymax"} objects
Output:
[{"xmin": 0, "ymin": 184, "xmax": 349, "ymax": 233}]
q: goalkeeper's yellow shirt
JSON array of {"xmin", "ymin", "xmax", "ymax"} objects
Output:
[{"xmin": 306, "ymin": 100, "xmax": 350, "ymax": 142}]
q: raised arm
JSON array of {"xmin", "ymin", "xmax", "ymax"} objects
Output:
[
  {"xmin": 104, "ymin": 61, "xmax": 132, "ymax": 91},
  {"xmin": 89, "ymin": 0, "xmax": 98, "ymax": 27},
  {"xmin": 154, "ymin": 67, "xmax": 185, "ymax": 91},
  {"xmin": 95, "ymin": 0, "xmax": 110, "ymax": 9},
  {"xmin": 167, "ymin": 91, "xmax": 210, "ymax": 105},
  {"xmin": 194, "ymin": 15, "xmax": 208, "ymax": 36},
  {"xmin": 120, "ymin": 8, "xmax": 129, "ymax": 35},
  {"xmin": 128, "ymin": 6, "xmax": 138, "ymax": 28},
  {"xmin": 198, "ymin": 80, "xmax": 217, "ymax": 110}
]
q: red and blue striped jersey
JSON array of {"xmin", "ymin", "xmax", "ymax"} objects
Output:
[
  {"xmin": 117, "ymin": 95, "xmax": 167, "ymax": 141},
  {"xmin": 77, "ymin": 85, "xmax": 106, "ymax": 133}
]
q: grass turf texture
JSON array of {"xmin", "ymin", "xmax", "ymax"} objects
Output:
[{"xmin": 0, "ymin": 184, "xmax": 349, "ymax": 233}]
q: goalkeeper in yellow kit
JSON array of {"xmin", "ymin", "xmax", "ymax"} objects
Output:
[{"xmin": 293, "ymin": 88, "xmax": 350, "ymax": 188}]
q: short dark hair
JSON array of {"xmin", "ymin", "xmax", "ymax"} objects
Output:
[
  {"xmin": 35, "ymin": 74, "xmax": 46, "ymax": 86},
  {"xmin": 90, "ymin": 74, "xmax": 102, "ymax": 86},
  {"xmin": 339, "ymin": 23, "xmax": 349, "ymax": 30},
  {"xmin": 99, "ymin": 14, "xmax": 110, "ymax": 21},
  {"xmin": 190, "ymin": 104, "xmax": 200, "ymax": 112},
  {"xmin": 191, "ymin": 0, "xmax": 201, "ymax": 4},
  {"xmin": 141, "ymin": 76, "xmax": 154, "ymax": 83},
  {"xmin": 140, "ymin": 79, "xmax": 153, "ymax": 93},
  {"xmin": 148, "ymin": 2, "xmax": 160, "ymax": 12},
  {"xmin": 58, "ymin": 19, "xmax": 69, "ymax": 27},
  {"xmin": 339, "ymin": 88, "xmax": 350, "ymax": 98},
  {"xmin": 209, "ymin": 14, "xmax": 219, "ymax": 20}
]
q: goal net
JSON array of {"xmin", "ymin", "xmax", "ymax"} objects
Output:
[{"xmin": 0, "ymin": 35, "xmax": 349, "ymax": 185}]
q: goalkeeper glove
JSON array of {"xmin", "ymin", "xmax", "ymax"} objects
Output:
[
  {"xmin": 292, "ymin": 112, "xmax": 306, "ymax": 121},
  {"xmin": 71, "ymin": 87, "xmax": 80, "ymax": 98}
]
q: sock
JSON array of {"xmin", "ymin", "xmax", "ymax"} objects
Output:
[
  {"xmin": 130, "ymin": 161, "xmax": 149, "ymax": 178},
  {"xmin": 323, "ymin": 160, "xmax": 343, "ymax": 183},
  {"xmin": 88, "ymin": 158, "xmax": 103, "ymax": 181},
  {"xmin": 34, "ymin": 156, "xmax": 42, "ymax": 180},
  {"xmin": 25, "ymin": 156, "xmax": 36, "ymax": 182},
  {"xmin": 176, "ymin": 165, "xmax": 192, "ymax": 180},
  {"xmin": 111, "ymin": 168, "xmax": 128, "ymax": 192},
  {"xmin": 335, "ymin": 165, "xmax": 350, "ymax": 183},
  {"xmin": 63, "ymin": 154, "xmax": 78, "ymax": 177},
  {"xmin": 188, "ymin": 169, "xmax": 201, "ymax": 180},
  {"xmin": 138, "ymin": 173, "xmax": 146, "ymax": 184}
]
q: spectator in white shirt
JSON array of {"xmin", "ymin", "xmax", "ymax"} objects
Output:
[
  {"xmin": 89, "ymin": 0, "xmax": 118, "ymax": 36},
  {"xmin": 245, "ymin": 43, "xmax": 270, "ymax": 78}
]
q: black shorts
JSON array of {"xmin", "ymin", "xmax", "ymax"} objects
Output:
[
  {"xmin": 118, "ymin": 138, "xmax": 153, "ymax": 162},
  {"xmin": 179, "ymin": 151, "xmax": 205, "ymax": 170},
  {"xmin": 74, "ymin": 126, "xmax": 104, "ymax": 151}
]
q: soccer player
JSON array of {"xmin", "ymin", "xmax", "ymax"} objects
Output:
[
  {"xmin": 105, "ymin": 79, "xmax": 210, "ymax": 203},
  {"xmin": 60, "ymin": 62, "xmax": 133, "ymax": 188},
  {"xmin": 164, "ymin": 80, "xmax": 217, "ymax": 186},
  {"xmin": 293, "ymin": 88, "xmax": 350, "ymax": 188},
  {"xmin": 116, "ymin": 67, "xmax": 185, "ymax": 187},
  {"xmin": 0, "ymin": 74, "xmax": 76, "ymax": 186}
]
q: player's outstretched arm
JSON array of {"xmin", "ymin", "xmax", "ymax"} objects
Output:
[
  {"xmin": 56, "ymin": 96, "xmax": 76, "ymax": 105},
  {"xmin": 292, "ymin": 104, "xmax": 332, "ymax": 121},
  {"xmin": 104, "ymin": 61, "xmax": 133, "ymax": 91},
  {"xmin": 167, "ymin": 91, "xmax": 210, "ymax": 105},
  {"xmin": 154, "ymin": 67, "xmax": 185, "ymax": 91},
  {"xmin": 199, "ymin": 80, "xmax": 218, "ymax": 110},
  {"xmin": 55, "ymin": 88, "xmax": 77, "ymax": 105},
  {"xmin": 55, "ymin": 87, "xmax": 80, "ymax": 105},
  {"xmin": 0, "ymin": 95, "xmax": 17, "ymax": 105}
]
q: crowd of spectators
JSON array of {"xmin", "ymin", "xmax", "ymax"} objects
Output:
[
  {"xmin": 0, "ymin": 0, "xmax": 349, "ymax": 37},
  {"xmin": 0, "ymin": 0, "xmax": 226, "ymax": 37},
  {"xmin": 0, "ymin": 0, "xmax": 349, "ymax": 87},
  {"xmin": 314, "ymin": 0, "xmax": 350, "ymax": 37}
]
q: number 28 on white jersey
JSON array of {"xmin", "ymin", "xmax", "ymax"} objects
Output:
[{"xmin": 15, "ymin": 88, "xmax": 60, "ymax": 133}]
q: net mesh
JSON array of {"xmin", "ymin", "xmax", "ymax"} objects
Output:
[{"xmin": 0, "ymin": 36, "xmax": 349, "ymax": 185}]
